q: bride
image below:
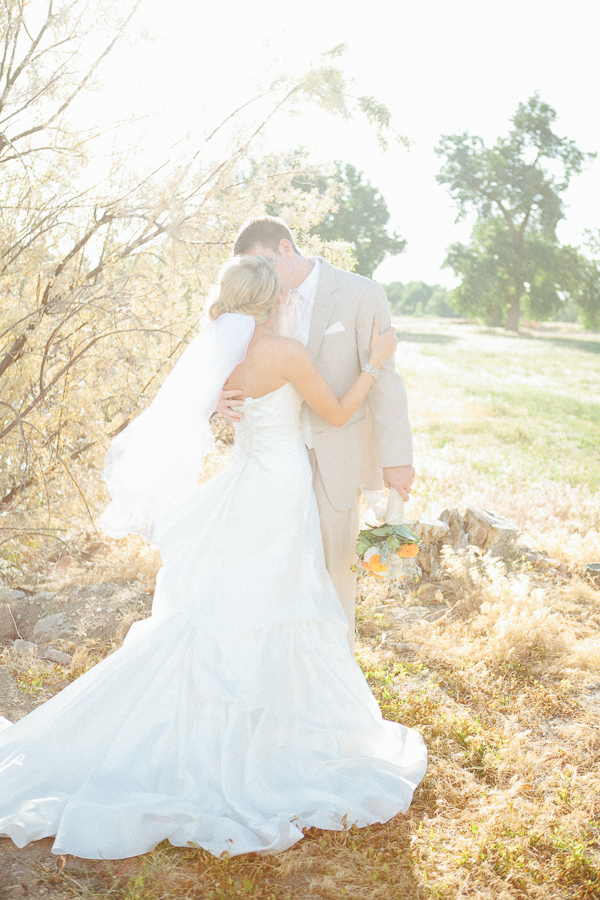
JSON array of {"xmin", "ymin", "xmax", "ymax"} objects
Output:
[{"xmin": 0, "ymin": 255, "xmax": 427, "ymax": 860}]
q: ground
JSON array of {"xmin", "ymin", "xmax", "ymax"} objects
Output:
[{"xmin": 1, "ymin": 317, "xmax": 599, "ymax": 899}]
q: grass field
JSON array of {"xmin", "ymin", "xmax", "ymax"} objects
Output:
[
  {"xmin": 401, "ymin": 318, "xmax": 600, "ymax": 567},
  {"xmin": 2, "ymin": 318, "xmax": 599, "ymax": 899}
]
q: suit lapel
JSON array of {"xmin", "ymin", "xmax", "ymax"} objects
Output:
[{"xmin": 307, "ymin": 259, "xmax": 339, "ymax": 360}]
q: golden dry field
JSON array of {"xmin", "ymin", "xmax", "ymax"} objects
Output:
[{"xmin": 1, "ymin": 317, "xmax": 599, "ymax": 899}]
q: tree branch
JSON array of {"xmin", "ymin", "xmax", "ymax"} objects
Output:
[
  {"xmin": 0, "ymin": 211, "xmax": 113, "ymax": 378},
  {"xmin": 0, "ymin": 0, "xmax": 54, "ymax": 111}
]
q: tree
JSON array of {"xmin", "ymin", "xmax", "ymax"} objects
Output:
[
  {"xmin": 301, "ymin": 163, "xmax": 406, "ymax": 278},
  {"xmin": 568, "ymin": 231, "xmax": 600, "ymax": 331},
  {"xmin": 383, "ymin": 281, "xmax": 455, "ymax": 317},
  {"xmin": 0, "ymin": 12, "xmax": 400, "ymax": 567},
  {"xmin": 436, "ymin": 96, "xmax": 595, "ymax": 330}
]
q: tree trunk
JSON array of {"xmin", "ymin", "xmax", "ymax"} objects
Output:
[{"xmin": 505, "ymin": 294, "xmax": 520, "ymax": 331}]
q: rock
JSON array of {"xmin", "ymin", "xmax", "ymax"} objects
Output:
[
  {"xmin": 518, "ymin": 547, "xmax": 544, "ymax": 563},
  {"xmin": 32, "ymin": 591, "xmax": 56, "ymax": 603},
  {"xmin": 41, "ymin": 647, "xmax": 73, "ymax": 666},
  {"xmin": 586, "ymin": 563, "xmax": 600, "ymax": 581},
  {"xmin": 463, "ymin": 506, "xmax": 520, "ymax": 557},
  {"xmin": 11, "ymin": 639, "xmax": 38, "ymax": 658},
  {"xmin": 90, "ymin": 582, "xmax": 119, "ymax": 598},
  {"xmin": 86, "ymin": 615, "xmax": 122, "ymax": 642},
  {"xmin": 0, "ymin": 600, "xmax": 37, "ymax": 643},
  {"xmin": 0, "ymin": 588, "xmax": 26, "ymax": 603},
  {"xmin": 33, "ymin": 613, "xmax": 76, "ymax": 643},
  {"xmin": 0, "ymin": 605, "xmax": 19, "ymax": 641}
]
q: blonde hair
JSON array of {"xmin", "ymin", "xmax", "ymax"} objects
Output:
[{"xmin": 209, "ymin": 255, "xmax": 281, "ymax": 324}]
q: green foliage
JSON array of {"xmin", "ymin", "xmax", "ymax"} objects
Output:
[
  {"xmin": 296, "ymin": 162, "xmax": 406, "ymax": 277},
  {"xmin": 276, "ymin": 46, "xmax": 405, "ymax": 151},
  {"xmin": 444, "ymin": 219, "xmax": 584, "ymax": 326},
  {"xmin": 436, "ymin": 95, "xmax": 596, "ymax": 330},
  {"xmin": 384, "ymin": 281, "xmax": 456, "ymax": 317},
  {"xmin": 356, "ymin": 523, "xmax": 420, "ymax": 558},
  {"xmin": 569, "ymin": 230, "xmax": 600, "ymax": 331}
]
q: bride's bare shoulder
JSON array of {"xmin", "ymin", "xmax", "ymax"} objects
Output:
[{"xmin": 251, "ymin": 330, "xmax": 308, "ymax": 360}]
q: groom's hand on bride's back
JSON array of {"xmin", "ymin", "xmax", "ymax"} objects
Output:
[{"xmin": 214, "ymin": 389, "xmax": 244, "ymax": 424}]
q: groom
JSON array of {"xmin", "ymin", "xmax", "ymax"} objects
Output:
[{"xmin": 219, "ymin": 216, "xmax": 414, "ymax": 654}]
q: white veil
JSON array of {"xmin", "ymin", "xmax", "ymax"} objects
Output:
[{"xmin": 100, "ymin": 313, "xmax": 255, "ymax": 545}]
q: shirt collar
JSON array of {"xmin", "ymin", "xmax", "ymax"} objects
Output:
[{"xmin": 294, "ymin": 257, "xmax": 321, "ymax": 303}]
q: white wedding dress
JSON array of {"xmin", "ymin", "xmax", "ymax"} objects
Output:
[{"xmin": 0, "ymin": 382, "xmax": 427, "ymax": 860}]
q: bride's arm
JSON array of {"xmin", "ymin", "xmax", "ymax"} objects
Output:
[{"xmin": 280, "ymin": 320, "xmax": 396, "ymax": 427}]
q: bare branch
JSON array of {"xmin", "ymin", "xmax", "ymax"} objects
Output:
[
  {"xmin": 0, "ymin": 0, "xmax": 54, "ymax": 111},
  {"xmin": 0, "ymin": 2, "xmax": 15, "ymax": 86},
  {"xmin": 0, "ymin": 210, "xmax": 113, "ymax": 378}
]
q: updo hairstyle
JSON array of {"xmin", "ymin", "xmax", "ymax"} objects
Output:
[{"xmin": 209, "ymin": 255, "xmax": 281, "ymax": 324}]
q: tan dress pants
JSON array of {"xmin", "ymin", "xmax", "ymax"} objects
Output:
[{"xmin": 308, "ymin": 449, "xmax": 361, "ymax": 656}]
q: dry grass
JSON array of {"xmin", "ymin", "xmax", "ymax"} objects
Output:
[
  {"xmin": 2, "ymin": 318, "xmax": 600, "ymax": 898},
  {"xmin": 22, "ymin": 564, "xmax": 600, "ymax": 899}
]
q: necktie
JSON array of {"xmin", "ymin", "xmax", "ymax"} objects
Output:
[{"xmin": 278, "ymin": 290, "xmax": 301, "ymax": 337}]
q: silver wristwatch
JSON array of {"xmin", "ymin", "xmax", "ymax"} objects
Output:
[{"xmin": 362, "ymin": 362, "xmax": 380, "ymax": 380}]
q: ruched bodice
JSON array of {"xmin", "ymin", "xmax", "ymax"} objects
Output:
[
  {"xmin": 228, "ymin": 382, "xmax": 309, "ymax": 499},
  {"xmin": 232, "ymin": 382, "xmax": 304, "ymax": 456}
]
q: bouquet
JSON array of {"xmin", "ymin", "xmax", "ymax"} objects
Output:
[{"xmin": 353, "ymin": 488, "xmax": 421, "ymax": 584}]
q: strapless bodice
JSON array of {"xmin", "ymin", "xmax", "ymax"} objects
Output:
[{"xmin": 231, "ymin": 382, "xmax": 304, "ymax": 459}]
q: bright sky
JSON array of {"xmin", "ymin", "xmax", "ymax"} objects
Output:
[{"xmin": 97, "ymin": 0, "xmax": 600, "ymax": 288}]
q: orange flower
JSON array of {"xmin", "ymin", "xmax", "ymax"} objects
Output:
[
  {"xmin": 361, "ymin": 552, "xmax": 389, "ymax": 575},
  {"xmin": 398, "ymin": 544, "xmax": 419, "ymax": 559}
]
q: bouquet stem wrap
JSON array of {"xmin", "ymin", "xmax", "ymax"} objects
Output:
[{"xmin": 385, "ymin": 487, "xmax": 405, "ymax": 526}]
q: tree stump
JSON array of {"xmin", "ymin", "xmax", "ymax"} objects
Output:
[
  {"xmin": 463, "ymin": 506, "xmax": 520, "ymax": 557},
  {"xmin": 409, "ymin": 518, "xmax": 450, "ymax": 578},
  {"xmin": 586, "ymin": 563, "xmax": 600, "ymax": 583},
  {"xmin": 439, "ymin": 508, "xmax": 469, "ymax": 551}
]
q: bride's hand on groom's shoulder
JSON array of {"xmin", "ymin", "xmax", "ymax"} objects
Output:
[
  {"xmin": 214, "ymin": 389, "xmax": 244, "ymax": 424},
  {"xmin": 369, "ymin": 319, "xmax": 397, "ymax": 368}
]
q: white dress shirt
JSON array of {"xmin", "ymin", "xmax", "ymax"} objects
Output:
[{"xmin": 276, "ymin": 258, "xmax": 321, "ymax": 448}]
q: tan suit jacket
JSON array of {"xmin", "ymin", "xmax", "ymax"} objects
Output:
[{"xmin": 306, "ymin": 259, "xmax": 413, "ymax": 512}]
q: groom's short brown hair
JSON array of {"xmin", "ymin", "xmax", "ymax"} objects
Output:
[{"xmin": 233, "ymin": 216, "xmax": 300, "ymax": 256}]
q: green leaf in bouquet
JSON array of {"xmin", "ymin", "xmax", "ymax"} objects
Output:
[
  {"xmin": 393, "ymin": 524, "xmax": 420, "ymax": 543},
  {"xmin": 370, "ymin": 526, "xmax": 394, "ymax": 537},
  {"xmin": 386, "ymin": 535, "xmax": 401, "ymax": 551},
  {"xmin": 355, "ymin": 538, "xmax": 372, "ymax": 556}
]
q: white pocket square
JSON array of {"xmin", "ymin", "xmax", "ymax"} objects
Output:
[{"xmin": 324, "ymin": 321, "xmax": 346, "ymax": 336}]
